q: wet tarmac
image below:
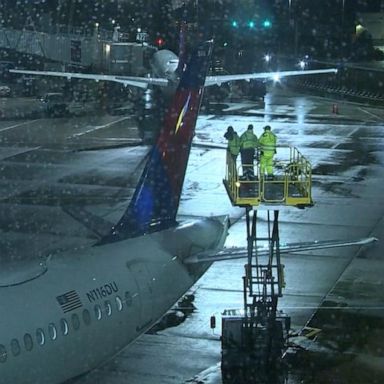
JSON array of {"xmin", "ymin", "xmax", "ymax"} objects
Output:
[{"xmin": 0, "ymin": 86, "xmax": 383, "ymax": 383}]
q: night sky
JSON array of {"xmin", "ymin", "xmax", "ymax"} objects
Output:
[
  {"xmin": 0, "ymin": 0, "xmax": 382, "ymax": 61},
  {"xmin": 356, "ymin": 0, "xmax": 382, "ymax": 12}
]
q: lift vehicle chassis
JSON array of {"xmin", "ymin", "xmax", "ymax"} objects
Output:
[{"xmin": 221, "ymin": 208, "xmax": 290, "ymax": 377}]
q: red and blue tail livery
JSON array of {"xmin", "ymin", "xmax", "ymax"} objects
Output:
[{"xmin": 102, "ymin": 40, "xmax": 213, "ymax": 243}]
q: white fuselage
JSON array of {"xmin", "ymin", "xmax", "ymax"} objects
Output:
[{"xmin": 0, "ymin": 217, "xmax": 228, "ymax": 384}]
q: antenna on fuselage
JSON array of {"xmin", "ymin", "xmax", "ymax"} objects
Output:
[{"xmin": 176, "ymin": 6, "xmax": 188, "ymax": 75}]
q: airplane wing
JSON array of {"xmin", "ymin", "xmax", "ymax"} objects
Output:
[
  {"xmin": 184, "ymin": 236, "xmax": 378, "ymax": 264},
  {"xmin": 204, "ymin": 68, "xmax": 338, "ymax": 86},
  {"xmin": 10, "ymin": 69, "xmax": 169, "ymax": 89},
  {"xmin": 11, "ymin": 67, "xmax": 337, "ymax": 89}
]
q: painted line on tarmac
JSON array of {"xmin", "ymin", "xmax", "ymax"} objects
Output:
[
  {"xmin": 0, "ymin": 119, "xmax": 39, "ymax": 132},
  {"xmin": 280, "ymin": 306, "xmax": 384, "ymax": 310},
  {"xmin": 358, "ymin": 107, "xmax": 384, "ymax": 122},
  {"xmin": 331, "ymin": 126, "xmax": 360, "ymax": 149},
  {"xmin": 68, "ymin": 116, "xmax": 130, "ymax": 139}
]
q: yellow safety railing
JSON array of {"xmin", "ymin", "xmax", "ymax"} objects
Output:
[{"xmin": 223, "ymin": 146, "xmax": 313, "ymax": 208}]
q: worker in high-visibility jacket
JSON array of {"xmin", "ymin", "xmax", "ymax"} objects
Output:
[
  {"xmin": 240, "ymin": 124, "xmax": 258, "ymax": 179},
  {"xmin": 259, "ymin": 125, "xmax": 277, "ymax": 179},
  {"xmin": 224, "ymin": 125, "xmax": 241, "ymax": 179},
  {"xmin": 224, "ymin": 125, "xmax": 241, "ymax": 161}
]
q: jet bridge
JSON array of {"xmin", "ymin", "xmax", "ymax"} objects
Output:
[
  {"xmin": 220, "ymin": 146, "xmax": 313, "ymax": 380},
  {"xmin": 0, "ymin": 26, "xmax": 154, "ymax": 75}
]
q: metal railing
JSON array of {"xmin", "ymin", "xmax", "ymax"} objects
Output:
[{"xmin": 223, "ymin": 146, "xmax": 313, "ymax": 208}]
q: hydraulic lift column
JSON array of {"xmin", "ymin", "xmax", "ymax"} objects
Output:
[
  {"xmin": 221, "ymin": 145, "xmax": 313, "ymax": 379},
  {"xmin": 221, "ymin": 208, "xmax": 290, "ymax": 380}
]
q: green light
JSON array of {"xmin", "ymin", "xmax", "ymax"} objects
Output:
[
  {"xmin": 248, "ymin": 20, "xmax": 255, "ymax": 28},
  {"xmin": 262, "ymin": 19, "xmax": 272, "ymax": 28},
  {"xmin": 231, "ymin": 20, "xmax": 238, "ymax": 28}
]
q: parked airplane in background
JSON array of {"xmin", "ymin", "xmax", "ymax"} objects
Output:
[
  {"xmin": 10, "ymin": 51, "xmax": 337, "ymax": 92},
  {"xmin": 10, "ymin": 23, "xmax": 337, "ymax": 140},
  {"xmin": 1, "ymin": 31, "xmax": 377, "ymax": 384}
]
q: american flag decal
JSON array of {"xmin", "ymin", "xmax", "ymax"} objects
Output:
[{"xmin": 56, "ymin": 290, "xmax": 83, "ymax": 313}]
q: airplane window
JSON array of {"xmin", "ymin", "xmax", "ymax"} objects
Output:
[
  {"xmin": 36, "ymin": 329, "xmax": 45, "ymax": 346},
  {"xmin": 115, "ymin": 296, "xmax": 123, "ymax": 311},
  {"xmin": 60, "ymin": 319, "xmax": 69, "ymax": 336},
  {"xmin": 23, "ymin": 333, "xmax": 33, "ymax": 351},
  {"xmin": 48, "ymin": 323, "xmax": 57, "ymax": 340},
  {"xmin": 125, "ymin": 291, "xmax": 132, "ymax": 307},
  {"xmin": 82, "ymin": 309, "xmax": 91, "ymax": 325},
  {"xmin": 0, "ymin": 344, "xmax": 7, "ymax": 363},
  {"xmin": 105, "ymin": 301, "xmax": 112, "ymax": 316},
  {"xmin": 94, "ymin": 305, "xmax": 102, "ymax": 320},
  {"xmin": 10, "ymin": 339, "xmax": 21, "ymax": 356},
  {"xmin": 71, "ymin": 313, "xmax": 80, "ymax": 330}
]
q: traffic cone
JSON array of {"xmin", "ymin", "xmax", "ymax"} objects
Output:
[{"xmin": 332, "ymin": 103, "xmax": 339, "ymax": 114}]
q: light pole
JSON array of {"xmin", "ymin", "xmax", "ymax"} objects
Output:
[
  {"xmin": 288, "ymin": 0, "xmax": 298, "ymax": 55},
  {"xmin": 196, "ymin": 0, "xmax": 199, "ymax": 28},
  {"xmin": 288, "ymin": 0, "xmax": 293, "ymax": 25},
  {"xmin": 67, "ymin": 0, "xmax": 75, "ymax": 34}
]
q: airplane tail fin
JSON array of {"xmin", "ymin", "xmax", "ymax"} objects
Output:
[{"xmin": 100, "ymin": 40, "xmax": 213, "ymax": 244}]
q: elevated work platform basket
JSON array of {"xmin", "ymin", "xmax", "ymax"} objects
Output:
[{"xmin": 223, "ymin": 146, "xmax": 313, "ymax": 208}]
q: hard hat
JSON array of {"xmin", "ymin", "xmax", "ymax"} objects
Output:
[{"xmin": 264, "ymin": 125, "xmax": 271, "ymax": 131}]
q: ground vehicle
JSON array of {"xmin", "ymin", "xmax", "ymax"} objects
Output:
[
  {"xmin": 0, "ymin": 61, "xmax": 15, "ymax": 81},
  {"xmin": 39, "ymin": 92, "xmax": 68, "ymax": 117},
  {"xmin": 0, "ymin": 85, "xmax": 11, "ymax": 97}
]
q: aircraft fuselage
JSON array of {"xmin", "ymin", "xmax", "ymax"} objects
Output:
[{"xmin": 0, "ymin": 217, "xmax": 228, "ymax": 384}]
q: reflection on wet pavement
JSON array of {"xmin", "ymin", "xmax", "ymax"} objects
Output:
[
  {"xmin": 287, "ymin": 306, "xmax": 384, "ymax": 384},
  {"xmin": 220, "ymin": 306, "xmax": 384, "ymax": 384}
]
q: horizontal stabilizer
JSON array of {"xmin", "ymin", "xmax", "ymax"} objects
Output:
[
  {"xmin": 184, "ymin": 237, "xmax": 378, "ymax": 264},
  {"xmin": 62, "ymin": 206, "xmax": 114, "ymax": 239}
]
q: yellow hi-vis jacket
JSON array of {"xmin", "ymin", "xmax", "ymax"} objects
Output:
[
  {"xmin": 228, "ymin": 132, "xmax": 241, "ymax": 156},
  {"xmin": 240, "ymin": 130, "xmax": 258, "ymax": 150},
  {"xmin": 259, "ymin": 131, "xmax": 277, "ymax": 154}
]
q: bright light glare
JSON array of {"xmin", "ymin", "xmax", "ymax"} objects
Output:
[
  {"xmin": 299, "ymin": 60, "xmax": 306, "ymax": 69},
  {"xmin": 356, "ymin": 24, "xmax": 364, "ymax": 36},
  {"xmin": 273, "ymin": 73, "xmax": 280, "ymax": 82},
  {"xmin": 263, "ymin": 19, "xmax": 271, "ymax": 28},
  {"xmin": 264, "ymin": 54, "xmax": 271, "ymax": 63}
]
